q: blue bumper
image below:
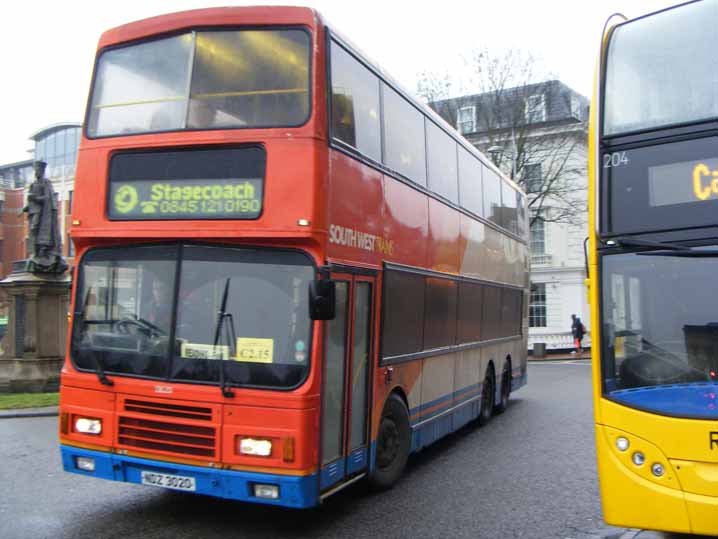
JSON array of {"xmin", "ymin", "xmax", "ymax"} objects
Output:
[{"xmin": 60, "ymin": 445, "xmax": 319, "ymax": 508}]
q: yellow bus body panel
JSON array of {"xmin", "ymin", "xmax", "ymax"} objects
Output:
[
  {"xmin": 589, "ymin": 15, "xmax": 718, "ymax": 535},
  {"xmin": 596, "ymin": 424, "xmax": 690, "ymax": 532}
]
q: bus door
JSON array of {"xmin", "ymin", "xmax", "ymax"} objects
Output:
[{"xmin": 320, "ymin": 272, "xmax": 375, "ymax": 492}]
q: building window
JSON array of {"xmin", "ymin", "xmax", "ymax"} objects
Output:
[
  {"xmin": 529, "ymin": 283, "xmax": 547, "ymax": 328},
  {"xmin": 457, "ymin": 106, "xmax": 476, "ymax": 134},
  {"xmin": 530, "ymin": 211, "xmax": 552, "ymax": 265},
  {"xmin": 525, "ymin": 94, "xmax": 546, "ymax": 123},
  {"xmin": 523, "ymin": 163, "xmax": 542, "ymax": 193},
  {"xmin": 530, "ymin": 212, "xmax": 545, "ymax": 255}
]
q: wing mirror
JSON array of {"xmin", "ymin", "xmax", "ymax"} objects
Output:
[{"xmin": 309, "ymin": 279, "xmax": 336, "ymax": 320}]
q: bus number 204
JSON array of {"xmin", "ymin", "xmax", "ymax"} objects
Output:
[{"xmin": 603, "ymin": 151, "xmax": 629, "ymax": 168}]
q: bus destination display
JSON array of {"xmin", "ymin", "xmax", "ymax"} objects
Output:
[
  {"xmin": 109, "ymin": 177, "xmax": 263, "ymax": 220},
  {"xmin": 648, "ymin": 157, "xmax": 718, "ymax": 207}
]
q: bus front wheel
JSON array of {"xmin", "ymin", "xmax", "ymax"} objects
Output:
[{"xmin": 369, "ymin": 394, "xmax": 410, "ymax": 490}]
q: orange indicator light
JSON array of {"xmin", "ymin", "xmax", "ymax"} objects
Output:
[{"xmin": 282, "ymin": 437, "xmax": 295, "ymax": 462}]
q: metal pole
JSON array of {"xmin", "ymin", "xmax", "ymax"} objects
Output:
[{"xmin": 511, "ymin": 127, "xmax": 517, "ymax": 180}]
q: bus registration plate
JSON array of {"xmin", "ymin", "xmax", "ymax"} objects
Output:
[{"xmin": 141, "ymin": 471, "xmax": 196, "ymax": 491}]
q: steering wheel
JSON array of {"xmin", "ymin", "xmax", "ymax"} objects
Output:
[{"xmin": 113, "ymin": 317, "xmax": 166, "ymax": 339}]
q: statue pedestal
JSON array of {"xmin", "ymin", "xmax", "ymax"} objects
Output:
[{"xmin": 0, "ymin": 266, "xmax": 70, "ymax": 393}]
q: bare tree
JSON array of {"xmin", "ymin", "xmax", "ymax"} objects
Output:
[{"xmin": 417, "ymin": 47, "xmax": 587, "ymax": 227}]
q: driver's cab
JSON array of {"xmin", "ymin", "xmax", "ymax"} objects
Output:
[{"xmin": 77, "ymin": 269, "xmax": 171, "ymax": 361}]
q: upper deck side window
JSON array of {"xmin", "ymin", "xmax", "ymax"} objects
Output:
[
  {"xmin": 457, "ymin": 145, "xmax": 484, "ymax": 218},
  {"xmin": 330, "ymin": 42, "xmax": 381, "ymax": 162},
  {"xmin": 426, "ymin": 119, "xmax": 458, "ymax": 204},
  {"xmin": 327, "ymin": 39, "xmax": 526, "ymax": 241},
  {"xmin": 603, "ymin": 0, "xmax": 718, "ymax": 136},
  {"xmin": 482, "ymin": 167, "xmax": 503, "ymax": 227},
  {"xmin": 87, "ymin": 28, "xmax": 311, "ymax": 138},
  {"xmin": 381, "ymin": 83, "xmax": 427, "ymax": 187},
  {"xmin": 501, "ymin": 180, "xmax": 520, "ymax": 235}
]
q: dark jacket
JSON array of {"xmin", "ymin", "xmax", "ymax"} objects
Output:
[{"xmin": 572, "ymin": 318, "xmax": 585, "ymax": 339}]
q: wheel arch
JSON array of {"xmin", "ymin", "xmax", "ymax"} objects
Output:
[{"xmin": 385, "ymin": 385, "xmax": 410, "ymax": 414}]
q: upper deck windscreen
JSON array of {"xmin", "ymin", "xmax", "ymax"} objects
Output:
[
  {"xmin": 603, "ymin": 0, "xmax": 718, "ymax": 136},
  {"xmin": 87, "ymin": 29, "xmax": 311, "ymax": 137}
]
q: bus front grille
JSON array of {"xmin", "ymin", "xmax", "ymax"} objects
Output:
[
  {"xmin": 118, "ymin": 416, "xmax": 216, "ymax": 458},
  {"xmin": 123, "ymin": 399, "xmax": 213, "ymax": 421}
]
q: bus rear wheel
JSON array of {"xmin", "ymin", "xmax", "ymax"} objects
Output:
[
  {"xmin": 494, "ymin": 362, "xmax": 511, "ymax": 414},
  {"xmin": 369, "ymin": 393, "xmax": 410, "ymax": 490},
  {"xmin": 478, "ymin": 367, "xmax": 495, "ymax": 426}
]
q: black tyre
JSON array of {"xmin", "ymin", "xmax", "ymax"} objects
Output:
[
  {"xmin": 494, "ymin": 362, "xmax": 511, "ymax": 414},
  {"xmin": 478, "ymin": 366, "xmax": 495, "ymax": 426},
  {"xmin": 368, "ymin": 393, "xmax": 411, "ymax": 490}
]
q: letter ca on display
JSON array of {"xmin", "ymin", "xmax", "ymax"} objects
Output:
[{"xmin": 329, "ymin": 224, "xmax": 394, "ymax": 255}]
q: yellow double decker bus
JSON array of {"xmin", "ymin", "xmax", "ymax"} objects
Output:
[{"xmin": 590, "ymin": 0, "xmax": 718, "ymax": 534}]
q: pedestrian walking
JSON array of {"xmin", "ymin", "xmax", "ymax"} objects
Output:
[{"xmin": 571, "ymin": 314, "xmax": 585, "ymax": 354}]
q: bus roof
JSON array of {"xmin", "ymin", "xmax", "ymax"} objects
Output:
[{"xmin": 97, "ymin": 6, "xmax": 320, "ymax": 50}]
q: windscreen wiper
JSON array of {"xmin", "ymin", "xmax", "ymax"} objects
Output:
[
  {"xmin": 607, "ymin": 236, "xmax": 718, "ymax": 256},
  {"xmin": 638, "ymin": 249, "xmax": 718, "ymax": 257},
  {"xmin": 607, "ymin": 236, "xmax": 690, "ymax": 251},
  {"xmin": 92, "ymin": 352, "xmax": 114, "ymax": 386},
  {"xmin": 212, "ymin": 278, "xmax": 235, "ymax": 398}
]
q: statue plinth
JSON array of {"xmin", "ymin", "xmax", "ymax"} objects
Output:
[{"xmin": 0, "ymin": 264, "xmax": 71, "ymax": 392}]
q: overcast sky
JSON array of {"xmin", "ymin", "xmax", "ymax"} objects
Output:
[{"xmin": 0, "ymin": 0, "xmax": 681, "ymax": 165}]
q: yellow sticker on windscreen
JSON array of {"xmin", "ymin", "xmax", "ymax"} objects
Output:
[{"xmin": 236, "ymin": 338, "xmax": 274, "ymax": 363}]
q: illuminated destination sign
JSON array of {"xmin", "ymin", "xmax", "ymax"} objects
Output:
[
  {"xmin": 108, "ymin": 147, "xmax": 266, "ymax": 221},
  {"xmin": 109, "ymin": 178, "xmax": 263, "ymax": 219},
  {"xmin": 603, "ymin": 137, "xmax": 718, "ymax": 235},
  {"xmin": 648, "ymin": 157, "xmax": 718, "ymax": 207}
]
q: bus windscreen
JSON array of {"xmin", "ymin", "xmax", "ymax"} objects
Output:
[
  {"xmin": 71, "ymin": 244, "xmax": 314, "ymax": 389},
  {"xmin": 88, "ymin": 29, "xmax": 311, "ymax": 137},
  {"xmin": 601, "ymin": 251, "xmax": 718, "ymax": 419},
  {"xmin": 603, "ymin": 0, "xmax": 718, "ymax": 136}
]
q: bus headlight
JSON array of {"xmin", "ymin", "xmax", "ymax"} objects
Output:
[
  {"xmin": 651, "ymin": 463, "xmax": 665, "ymax": 477},
  {"xmin": 632, "ymin": 451, "xmax": 645, "ymax": 466},
  {"xmin": 238, "ymin": 437, "xmax": 272, "ymax": 457},
  {"xmin": 616, "ymin": 437, "xmax": 630, "ymax": 451},
  {"xmin": 74, "ymin": 417, "xmax": 102, "ymax": 435}
]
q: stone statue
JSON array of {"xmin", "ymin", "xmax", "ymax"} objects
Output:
[{"xmin": 20, "ymin": 161, "xmax": 68, "ymax": 274}]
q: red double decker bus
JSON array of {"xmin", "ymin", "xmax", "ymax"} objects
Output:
[{"xmin": 59, "ymin": 7, "xmax": 529, "ymax": 508}]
